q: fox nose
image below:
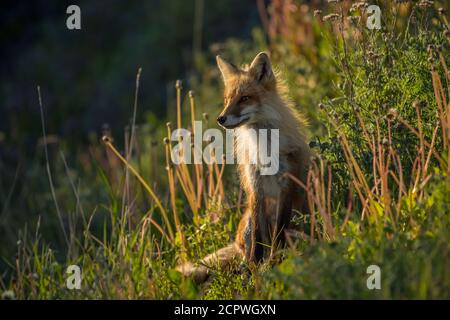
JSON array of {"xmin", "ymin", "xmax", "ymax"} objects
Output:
[{"xmin": 217, "ymin": 116, "xmax": 226, "ymax": 125}]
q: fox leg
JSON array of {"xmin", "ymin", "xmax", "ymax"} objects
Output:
[
  {"xmin": 272, "ymin": 186, "xmax": 293, "ymax": 250},
  {"xmin": 254, "ymin": 195, "xmax": 270, "ymax": 261},
  {"xmin": 236, "ymin": 208, "xmax": 254, "ymax": 261},
  {"xmin": 235, "ymin": 191, "xmax": 270, "ymax": 263}
]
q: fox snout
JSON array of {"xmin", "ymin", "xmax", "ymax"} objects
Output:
[
  {"xmin": 216, "ymin": 107, "xmax": 255, "ymax": 129},
  {"xmin": 216, "ymin": 113, "xmax": 246, "ymax": 129},
  {"xmin": 217, "ymin": 116, "xmax": 227, "ymax": 125}
]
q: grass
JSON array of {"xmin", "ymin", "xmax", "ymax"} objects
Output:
[{"xmin": 1, "ymin": 0, "xmax": 449, "ymax": 299}]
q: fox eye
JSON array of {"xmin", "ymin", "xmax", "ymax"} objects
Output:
[{"xmin": 239, "ymin": 96, "xmax": 251, "ymax": 103}]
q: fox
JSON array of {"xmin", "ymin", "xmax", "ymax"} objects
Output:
[{"xmin": 177, "ymin": 52, "xmax": 312, "ymax": 282}]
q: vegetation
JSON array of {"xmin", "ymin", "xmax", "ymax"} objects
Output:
[{"xmin": 1, "ymin": 0, "xmax": 449, "ymax": 299}]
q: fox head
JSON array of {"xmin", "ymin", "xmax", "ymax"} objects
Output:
[{"xmin": 216, "ymin": 52, "xmax": 278, "ymax": 129}]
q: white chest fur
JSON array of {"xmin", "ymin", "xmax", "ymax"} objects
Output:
[{"xmin": 235, "ymin": 126, "xmax": 290, "ymax": 198}]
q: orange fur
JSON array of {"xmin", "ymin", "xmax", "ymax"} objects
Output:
[{"xmin": 177, "ymin": 52, "xmax": 311, "ymax": 282}]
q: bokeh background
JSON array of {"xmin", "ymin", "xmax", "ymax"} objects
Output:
[{"xmin": 0, "ymin": 0, "xmax": 261, "ymax": 150}]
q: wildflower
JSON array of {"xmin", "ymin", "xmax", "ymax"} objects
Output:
[
  {"xmin": 418, "ymin": 0, "xmax": 434, "ymax": 8},
  {"xmin": 346, "ymin": 16, "xmax": 360, "ymax": 24},
  {"xmin": 413, "ymin": 100, "xmax": 424, "ymax": 108},
  {"xmin": 386, "ymin": 108, "xmax": 398, "ymax": 121},
  {"xmin": 351, "ymin": 1, "xmax": 368, "ymax": 11},
  {"xmin": 367, "ymin": 51, "xmax": 381, "ymax": 60},
  {"xmin": 322, "ymin": 13, "xmax": 341, "ymax": 22},
  {"xmin": 314, "ymin": 9, "xmax": 322, "ymax": 17},
  {"xmin": 330, "ymin": 110, "xmax": 338, "ymax": 119},
  {"xmin": 1, "ymin": 290, "xmax": 15, "ymax": 300}
]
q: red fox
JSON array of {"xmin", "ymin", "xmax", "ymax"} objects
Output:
[{"xmin": 177, "ymin": 52, "xmax": 311, "ymax": 282}]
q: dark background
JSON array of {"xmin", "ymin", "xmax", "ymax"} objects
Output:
[{"xmin": 0, "ymin": 0, "xmax": 260, "ymax": 152}]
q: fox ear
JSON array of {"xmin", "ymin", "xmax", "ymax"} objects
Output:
[
  {"xmin": 249, "ymin": 52, "xmax": 274, "ymax": 86},
  {"xmin": 216, "ymin": 55, "xmax": 239, "ymax": 84}
]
